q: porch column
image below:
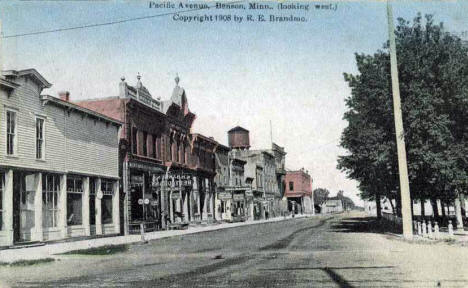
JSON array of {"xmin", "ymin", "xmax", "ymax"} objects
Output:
[
  {"xmin": 112, "ymin": 180, "xmax": 120, "ymax": 234},
  {"xmin": 4, "ymin": 169, "xmax": 14, "ymax": 245},
  {"xmin": 169, "ymin": 190, "xmax": 173, "ymax": 223},
  {"xmin": 249, "ymin": 200, "xmax": 254, "ymax": 221},
  {"xmin": 214, "ymin": 191, "xmax": 220, "ymax": 220},
  {"xmin": 183, "ymin": 191, "xmax": 189, "ymax": 222},
  {"xmin": 189, "ymin": 188, "xmax": 194, "ymax": 222},
  {"xmin": 59, "ymin": 174, "xmax": 68, "ymax": 239},
  {"xmin": 82, "ymin": 177, "xmax": 90, "ymax": 236},
  {"xmin": 32, "ymin": 172, "xmax": 43, "ymax": 242},
  {"xmin": 95, "ymin": 178, "xmax": 102, "ymax": 235},
  {"xmin": 208, "ymin": 180, "xmax": 213, "ymax": 218},
  {"xmin": 455, "ymin": 194, "xmax": 464, "ymax": 231},
  {"xmin": 123, "ymin": 161, "xmax": 130, "ymax": 235}
]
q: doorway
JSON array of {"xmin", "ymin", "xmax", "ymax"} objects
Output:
[{"xmin": 13, "ymin": 172, "xmax": 36, "ymax": 243}]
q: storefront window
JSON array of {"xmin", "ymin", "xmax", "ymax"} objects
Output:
[
  {"xmin": 42, "ymin": 174, "xmax": 60, "ymax": 228},
  {"xmin": 101, "ymin": 180, "xmax": 114, "ymax": 224},
  {"xmin": 89, "ymin": 178, "xmax": 96, "ymax": 225},
  {"xmin": 67, "ymin": 176, "xmax": 83, "ymax": 226},
  {"xmin": 0, "ymin": 173, "xmax": 4, "ymax": 230}
]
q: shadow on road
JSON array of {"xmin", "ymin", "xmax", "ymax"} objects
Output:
[
  {"xmin": 261, "ymin": 266, "xmax": 395, "ymax": 288},
  {"xmin": 330, "ymin": 217, "xmax": 402, "ymax": 235}
]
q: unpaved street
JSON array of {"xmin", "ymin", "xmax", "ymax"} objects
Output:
[{"xmin": 2, "ymin": 214, "xmax": 468, "ymax": 287}]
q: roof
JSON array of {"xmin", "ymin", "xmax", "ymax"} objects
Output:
[
  {"xmin": 3, "ymin": 69, "xmax": 52, "ymax": 89},
  {"xmin": 41, "ymin": 95, "xmax": 123, "ymax": 126},
  {"xmin": 0, "ymin": 78, "xmax": 20, "ymax": 91},
  {"xmin": 228, "ymin": 126, "xmax": 249, "ymax": 133}
]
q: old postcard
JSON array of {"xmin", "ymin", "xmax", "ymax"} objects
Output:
[{"xmin": 0, "ymin": 0, "xmax": 468, "ymax": 287}]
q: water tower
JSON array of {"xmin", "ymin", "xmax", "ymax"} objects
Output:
[{"xmin": 228, "ymin": 126, "xmax": 250, "ymax": 150}]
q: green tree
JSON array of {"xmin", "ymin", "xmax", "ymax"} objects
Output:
[
  {"xmin": 313, "ymin": 188, "xmax": 330, "ymax": 206},
  {"xmin": 339, "ymin": 14, "xmax": 468, "ymax": 219}
]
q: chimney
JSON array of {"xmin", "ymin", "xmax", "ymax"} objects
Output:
[{"xmin": 58, "ymin": 91, "xmax": 70, "ymax": 102}]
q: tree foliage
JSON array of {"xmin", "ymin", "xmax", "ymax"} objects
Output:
[
  {"xmin": 313, "ymin": 188, "xmax": 330, "ymax": 206},
  {"xmin": 338, "ymin": 14, "xmax": 468, "ymax": 215}
]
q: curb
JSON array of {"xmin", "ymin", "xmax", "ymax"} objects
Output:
[{"xmin": 0, "ymin": 214, "xmax": 315, "ymax": 262}]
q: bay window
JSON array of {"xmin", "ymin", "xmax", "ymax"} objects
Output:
[
  {"xmin": 67, "ymin": 176, "xmax": 83, "ymax": 226},
  {"xmin": 42, "ymin": 174, "xmax": 60, "ymax": 228}
]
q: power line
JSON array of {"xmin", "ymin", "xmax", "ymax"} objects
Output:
[{"xmin": 2, "ymin": 1, "xmax": 244, "ymax": 39}]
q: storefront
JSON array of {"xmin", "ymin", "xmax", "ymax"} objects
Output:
[
  {"xmin": 0, "ymin": 169, "xmax": 119, "ymax": 246},
  {"xmin": 126, "ymin": 160, "xmax": 165, "ymax": 234},
  {"xmin": 217, "ymin": 191, "xmax": 232, "ymax": 221}
]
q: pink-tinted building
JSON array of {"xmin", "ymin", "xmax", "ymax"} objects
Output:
[{"xmin": 285, "ymin": 169, "xmax": 314, "ymax": 215}]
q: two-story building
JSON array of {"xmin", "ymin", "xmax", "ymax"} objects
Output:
[
  {"xmin": 285, "ymin": 168, "xmax": 314, "ymax": 215},
  {"xmin": 0, "ymin": 69, "xmax": 121, "ymax": 247},
  {"xmin": 227, "ymin": 126, "xmax": 284, "ymax": 220},
  {"xmin": 214, "ymin": 143, "xmax": 249, "ymax": 222},
  {"xmin": 77, "ymin": 75, "xmax": 217, "ymax": 232}
]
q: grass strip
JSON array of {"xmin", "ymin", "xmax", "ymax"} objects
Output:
[{"xmin": 61, "ymin": 244, "xmax": 129, "ymax": 255}]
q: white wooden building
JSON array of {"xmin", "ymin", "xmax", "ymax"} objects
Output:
[{"xmin": 0, "ymin": 69, "xmax": 121, "ymax": 246}]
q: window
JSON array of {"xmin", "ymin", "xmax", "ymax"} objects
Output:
[
  {"xmin": 89, "ymin": 178, "xmax": 96, "ymax": 225},
  {"xmin": 42, "ymin": 174, "xmax": 60, "ymax": 228},
  {"xmin": 175, "ymin": 140, "xmax": 179, "ymax": 162},
  {"xmin": 155, "ymin": 136, "xmax": 161, "ymax": 159},
  {"xmin": 6, "ymin": 110, "xmax": 17, "ymax": 155},
  {"xmin": 289, "ymin": 181, "xmax": 294, "ymax": 191},
  {"xmin": 0, "ymin": 173, "xmax": 4, "ymax": 230},
  {"xmin": 132, "ymin": 127, "xmax": 138, "ymax": 154},
  {"xmin": 152, "ymin": 135, "xmax": 157, "ymax": 158},
  {"xmin": 142, "ymin": 131, "xmax": 148, "ymax": 157},
  {"xmin": 101, "ymin": 180, "xmax": 114, "ymax": 224},
  {"xmin": 182, "ymin": 144, "xmax": 186, "ymax": 164},
  {"xmin": 169, "ymin": 138, "xmax": 173, "ymax": 161},
  {"xmin": 36, "ymin": 118, "xmax": 45, "ymax": 159},
  {"xmin": 67, "ymin": 176, "xmax": 83, "ymax": 226}
]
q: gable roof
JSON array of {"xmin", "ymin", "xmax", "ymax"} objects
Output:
[{"xmin": 3, "ymin": 69, "xmax": 52, "ymax": 89}]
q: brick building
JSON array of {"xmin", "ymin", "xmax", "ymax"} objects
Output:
[
  {"xmin": 0, "ymin": 69, "xmax": 121, "ymax": 246},
  {"xmin": 77, "ymin": 75, "xmax": 217, "ymax": 233},
  {"xmin": 285, "ymin": 169, "xmax": 314, "ymax": 215}
]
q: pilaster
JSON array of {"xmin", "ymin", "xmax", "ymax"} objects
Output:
[{"xmin": 32, "ymin": 172, "xmax": 43, "ymax": 241}]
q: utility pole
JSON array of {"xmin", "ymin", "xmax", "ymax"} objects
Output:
[{"xmin": 387, "ymin": 1, "xmax": 413, "ymax": 239}]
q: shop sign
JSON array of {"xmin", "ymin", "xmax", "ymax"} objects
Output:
[
  {"xmin": 218, "ymin": 192, "xmax": 232, "ymax": 200},
  {"xmin": 129, "ymin": 161, "xmax": 165, "ymax": 173},
  {"xmin": 151, "ymin": 200, "xmax": 158, "ymax": 206},
  {"xmin": 131, "ymin": 175, "xmax": 144, "ymax": 184},
  {"xmin": 233, "ymin": 194, "xmax": 245, "ymax": 201}
]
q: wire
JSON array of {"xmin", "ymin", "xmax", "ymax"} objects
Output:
[{"xmin": 2, "ymin": 0, "xmax": 245, "ymax": 39}]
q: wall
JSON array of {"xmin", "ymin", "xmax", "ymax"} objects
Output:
[{"xmin": 0, "ymin": 77, "xmax": 119, "ymax": 178}]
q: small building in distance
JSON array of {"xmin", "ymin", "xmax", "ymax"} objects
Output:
[
  {"xmin": 285, "ymin": 168, "xmax": 314, "ymax": 215},
  {"xmin": 321, "ymin": 197, "xmax": 344, "ymax": 214}
]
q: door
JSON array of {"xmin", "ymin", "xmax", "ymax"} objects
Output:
[{"xmin": 13, "ymin": 172, "xmax": 36, "ymax": 243}]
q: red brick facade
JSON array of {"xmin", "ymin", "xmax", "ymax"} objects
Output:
[{"xmin": 285, "ymin": 169, "xmax": 313, "ymax": 198}]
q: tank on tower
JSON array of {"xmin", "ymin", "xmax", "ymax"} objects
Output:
[{"xmin": 228, "ymin": 126, "xmax": 250, "ymax": 150}]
